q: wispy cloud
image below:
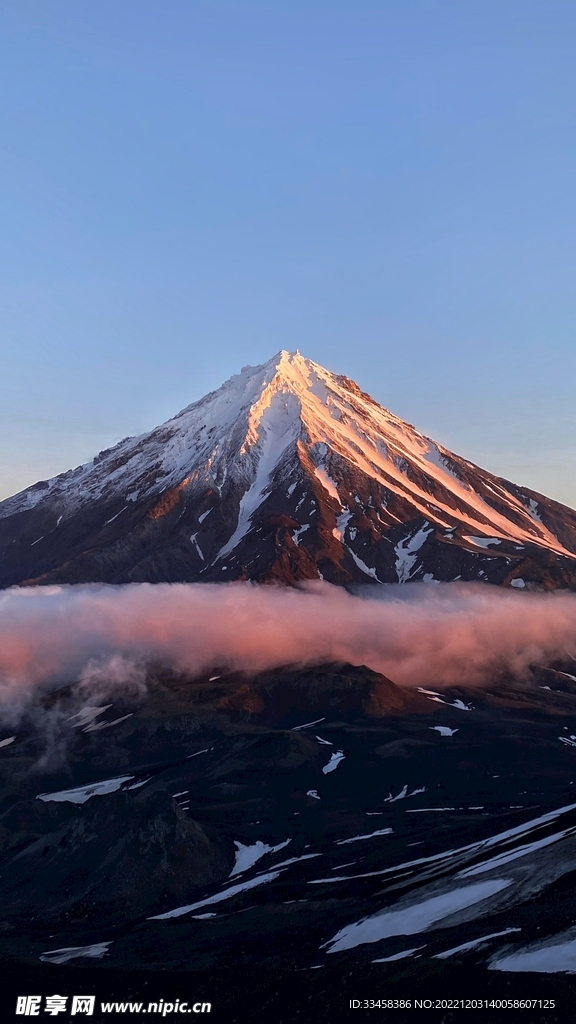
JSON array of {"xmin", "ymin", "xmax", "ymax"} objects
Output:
[{"xmin": 0, "ymin": 581, "xmax": 574, "ymax": 703}]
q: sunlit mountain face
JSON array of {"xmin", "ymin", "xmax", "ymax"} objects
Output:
[
  {"xmin": 2, "ymin": 355, "xmax": 576, "ymax": 1018},
  {"xmin": 2, "ymin": 350, "xmax": 576, "ymax": 591}
]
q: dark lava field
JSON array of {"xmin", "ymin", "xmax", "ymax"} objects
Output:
[{"xmin": 2, "ymin": 663, "xmax": 576, "ymax": 1021}]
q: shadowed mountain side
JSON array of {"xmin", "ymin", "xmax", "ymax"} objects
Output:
[
  {"xmin": 129, "ymin": 663, "xmax": 436, "ymax": 726},
  {"xmin": 2, "ymin": 352, "xmax": 576, "ymax": 590},
  {"xmin": 3, "ymin": 657, "xmax": 576, "ymax": 986},
  {"xmin": 0, "ymin": 789, "xmax": 232, "ymax": 927}
]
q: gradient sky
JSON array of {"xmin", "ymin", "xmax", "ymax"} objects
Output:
[{"xmin": 1, "ymin": 1, "xmax": 576, "ymax": 506}]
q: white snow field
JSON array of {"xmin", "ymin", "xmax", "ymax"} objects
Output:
[{"xmin": 324, "ymin": 879, "xmax": 511, "ymax": 953}]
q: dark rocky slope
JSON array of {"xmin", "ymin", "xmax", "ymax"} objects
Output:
[{"xmin": 2, "ymin": 352, "xmax": 576, "ymax": 590}]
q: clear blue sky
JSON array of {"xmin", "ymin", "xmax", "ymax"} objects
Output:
[{"xmin": 2, "ymin": 1, "xmax": 576, "ymax": 505}]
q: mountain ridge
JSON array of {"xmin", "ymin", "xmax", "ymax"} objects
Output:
[{"xmin": 2, "ymin": 350, "xmax": 576, "ymax": 589}]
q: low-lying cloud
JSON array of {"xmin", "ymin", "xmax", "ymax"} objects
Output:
[{"xmin": 0, "ymin": 581, "xmax": 576, "ymax": 703}]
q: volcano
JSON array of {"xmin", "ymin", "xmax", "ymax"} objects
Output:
[
  {"xmin": 4, "ymin": 352, "xmax": 576, "ymax": 1014},
  {"xmin": 2, "ymin": 350, "xmax": 576, "ymax": 589}
]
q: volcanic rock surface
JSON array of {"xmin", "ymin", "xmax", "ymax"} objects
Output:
[
  {"xmin": 3, "ymin": 661, "xmax": 576, "ymax": 1017},
  {"xmin": 2, "ymin": 351, "xmax": 576, "ymax": 590}
]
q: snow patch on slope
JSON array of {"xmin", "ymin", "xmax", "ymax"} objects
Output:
[
  {"xmin": 332, "ymin": 509, "xmax": 352, "ymax": 542},
  {"xmin": 190, "ymin": 533, "xmax": 205, "ymax": 561},
  {"xmin": 490, "ymin": 935, "xmax": 576, "ymax": 974},
  {"xmin": 230, "ymin": 838, "xmax": 291, "ymax": 877},
  {"xmin": 293, "ymin": 523, "xmax": 310, "ymax": 546},
  {"xmin": 324, "ymin": 879, "xmax": 511, "ymax": 953},
  {"xmin": 37, "ymin": 775, "xmax": 135, "ymax": 804},
  {"xmin": 314, "ymin": 466, "xmax": 341, "ymax": 504},
  {"xmin": 217, "ymin": 392, "xmax": 301, "ymax": 559},
  {"xmin": 40, "ymin": 942, "xmax": 112, "ymax": 965},
  {"xmin": 149, "ymin": 871, "xmax": 283, "ymax": 920},
  {"xmin": 322, "ymin": 751, "xmax": 346, "ymax": 774},
  {"xmin": 464, "ymin": 536, "xmax": 502, "ymax": 549},
  {"xmin": 347, "ymin": 548, "xmax": 380, "ymax": 581},
  {"xmin": 395, "ymin": 525, "xmax": 433, "ymax": 583},
  {"xmin": 423, "ymin": 443, "xmax": 460, "ymax": 480}
]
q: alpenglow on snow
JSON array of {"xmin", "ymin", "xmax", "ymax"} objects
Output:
[{"xmin": 2, "ymin": 350, "xmax": 576, "ymax": 589}]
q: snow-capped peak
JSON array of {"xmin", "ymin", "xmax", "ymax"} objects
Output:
[{"xmin": 2, "ymin": 350, "xmax": 576, "ymax": 590}]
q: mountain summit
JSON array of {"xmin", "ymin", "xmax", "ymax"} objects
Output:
[{"xmin": 2, "ymin": 350, "xmax": 576, "ymax": 589}]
